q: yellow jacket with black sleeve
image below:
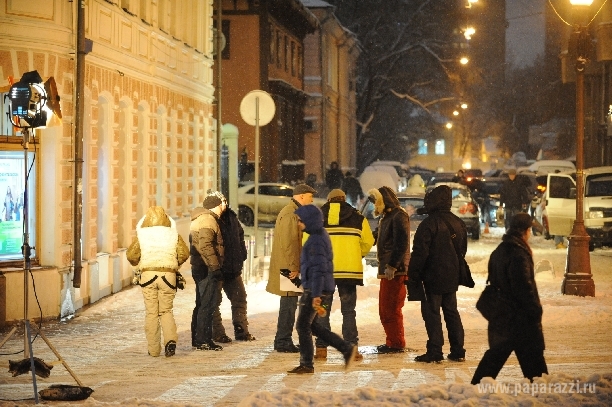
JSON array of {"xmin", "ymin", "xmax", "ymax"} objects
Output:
[{"xmin": 320, "ymin": 201, "xmax": 374, "ymax": 285}]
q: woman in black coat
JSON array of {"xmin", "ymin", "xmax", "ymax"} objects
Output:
[{"xmin": 471, "ymin": 213, "xmax": 548, "ymax": 384}]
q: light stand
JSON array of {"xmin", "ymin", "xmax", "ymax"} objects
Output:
[
  {"xmin": 0, "ymin": 72, "xmax": 84, "ymax": 402},
  {"xmin": 561, "ymin": 1, "xmax": 595, "ymax": 296}
]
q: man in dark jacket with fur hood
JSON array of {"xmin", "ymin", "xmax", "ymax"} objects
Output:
[
  {"xmin": 408, "ymin": 185, "xmax": 467, "ymax": 363},
  {"xmin": 367, "ymin": 186, "xmax": 410, "ymax": 353}
]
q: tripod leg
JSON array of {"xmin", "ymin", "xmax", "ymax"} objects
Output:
[
  {"xmin": 0, "ymin": 326, "xmax": 18, "ymax": 349},
  {"xmin": 25, "ymin": 320, "xmax": 40, "ymax": 404},
  {"xmin": 33, "ymin": 327, "xmax": 84, "ymax": 387}
]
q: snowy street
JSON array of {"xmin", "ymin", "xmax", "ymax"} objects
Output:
[{"xmin": 1, "ymin": 226, "xmax": 612, "ymax": 406}]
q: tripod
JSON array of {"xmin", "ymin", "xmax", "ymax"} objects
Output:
[{"xmin": 0, "ymin": 127, "xmax": 83, "ymax": 403}]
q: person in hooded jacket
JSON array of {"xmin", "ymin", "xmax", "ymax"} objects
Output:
[
  {"xmin": 288, "ymin": 204, "xmax": 358, "ymax": 374},
  {"xmin": 127, "ymin": 206, "xmax": 190, "ymax": 357},
  {"xmin": 189, "ymin": 195, "xmax": 226, "ymax": 351},
  {"xmin": 408, "ymin": 185, "xmax": 467, "ymax": 363},
  {"xmin": 471, "ymin": 213, "xmax": 548, "ymax": 384},
  {"xmin": 367, "ymin": 186, "xmax": 411, "ymax": 353},
  {"xmin": 313, "ymin": 189, "xmax": 374, "ymax": 361},
  {"xmin": 198, "ymin": 191, "xmax": 254, "ymax": 344}
]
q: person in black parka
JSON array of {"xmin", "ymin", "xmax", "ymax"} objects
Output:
[
  {"xmin": 471, "ymin": 213, "xmax": 548, "ymax": 384},
  {"xmin": 408, "ymin": 185, "xmax": 467, "ymax": 363}
]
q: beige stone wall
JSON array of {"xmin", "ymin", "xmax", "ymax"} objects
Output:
[{"xmin": 0, "ymin": 0, "xmax": 216, "ymax": 319}]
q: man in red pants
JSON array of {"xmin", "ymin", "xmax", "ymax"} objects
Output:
[{"xmin": 367, "ymin": 186, "xmax": 411, "ymax": 353}]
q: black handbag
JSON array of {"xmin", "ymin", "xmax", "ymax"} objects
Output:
[
  {"xmin": 439, "ymin": 217, "xmax": 475, "ymax": 288},
  {"xmin": 476, "ymin": 282, "xmax": 514, "ymax": 321}
]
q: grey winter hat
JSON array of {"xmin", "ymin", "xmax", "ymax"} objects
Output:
[
  {"xmin": 293, "ymin": 184, "xmax": 316, "ymax": 196},
  {"xmin": 327, "ymin": 188, "xmax": 346, "ymax": 201},
  {"xmin": 202, "ymin": 195, "xmax": 222, "ymax": 209}
]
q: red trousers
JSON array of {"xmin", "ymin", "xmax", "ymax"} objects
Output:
[{"xmin": 379, "ymin": 275, "xmax": 407, "ymax": 348}]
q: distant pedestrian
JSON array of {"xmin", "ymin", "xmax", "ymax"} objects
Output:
[
  {"xmin": 325, "ymin": 161, "xmax": 344, "ymax": 190},
  {"xmin": 287, "ymin": 204, "xmax": 357, "ymax": 374},
  {"xmin": 267, "ymin": 184, "xmax": 317, "ymax": 353},
  {"xmin": 408, "ymin": 185, "xmax": 469, "ymax": 363},
  {"xmin": 313, "ymin": 189, "xmax": 374, "ymax": 361},
  {"xmin": 201, "ymin": 191, "xmax": 255, "ymax": 344},
  {"xmin": 367, "ymin": 186, "xmax": 410, "ymax": 353},
  {"xmin": 189, "ymin": 194, "xmax": 226, "ymax": 351},
  {"xmin": 127, "ymin": 206, "xmax": 189, "ymax": 357},
  {"xmin": 471, "ymin": 213, "xmax": 548, "ymax": 384},
  {"xmin": 404, "ymin": 174, "xmax": 426, "ymax": 195},
  {"xmin": 452, "ymin": 169, "xmax": 466, "ymax": 184},
  {"xmin": 341, "ymin": 171, "xmax": 364, "ymax": 208},
  {"xmin": 500, "ymin": 168, "xmax": 531, "ymax": 231}
]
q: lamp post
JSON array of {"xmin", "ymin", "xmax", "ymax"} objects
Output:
[{"xmin": 561, "ymin": 0, "xmax": 595, "ymax": 297}]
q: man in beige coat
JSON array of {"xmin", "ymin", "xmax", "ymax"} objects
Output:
[
  {"xmin": 267, "ymin": 183, "xmax": 316, "ymax": 353},
  {"xmin": 127, "ymin": 206, "xmax": 189, "ymax": 357}
]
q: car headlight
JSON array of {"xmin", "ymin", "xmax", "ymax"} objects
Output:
[{"xmin": 586, "ymin": 210, "xmax": 604, "ymax": 219}]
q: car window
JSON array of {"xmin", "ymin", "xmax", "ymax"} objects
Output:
[
  {"xmin": 452, "ymin": 188, "xmax": 469, "ymax": 200},
  {"xmin": 244, "ymin": 187, "xmax": 255, "ymax": 194},
  {"xmin": 259, "ymin": 185, "xmax": 293, "ymax": 196},
  {"xmin": 549, "ymin": 176, "xmax": 574, "ymax": 199},
  {"xmin": 585, "ymin": 174, "xmax": 612, "ymax": 197}
]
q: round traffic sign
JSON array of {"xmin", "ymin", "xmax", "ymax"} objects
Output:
[{"xmin": 239, "ymin": 90, "xmax": 276, "ymax": 126}]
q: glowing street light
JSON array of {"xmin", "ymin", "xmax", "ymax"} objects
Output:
[
  {"xmin": 464, "ymin": 27, "xmax": 476, "ymax": 40},
  {"xmin": 561, "ymin": 0, "xmax": 595, "ymax": 297},
  {"xmin": 461, "ymin": 103, "xmax": 468, "ymax": 109},
  {"xmin": 446, "ymin": 122, "xmax": 453, "ymax": 129},
  {"xmin": 459, "ymin": 57, "xmax": 469, "ymax": 65},
  {"xmin": 453, "ymin": 110, "xmax": 459, "ymax": 116}
]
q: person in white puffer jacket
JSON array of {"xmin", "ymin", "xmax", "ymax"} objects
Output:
[{"xmin": 127, "ymin": 206, "xmax": 189, "ymax": 357}]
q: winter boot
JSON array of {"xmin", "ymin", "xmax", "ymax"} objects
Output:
[
  {"xmin": 314, "ymin": 347, "xmax": 328, "ymax": 359},
  {"xmin": 164, "ymin": 340, "xmax": 176, "ymax": 357}
]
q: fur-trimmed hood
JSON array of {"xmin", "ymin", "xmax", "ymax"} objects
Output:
[{"xmin": 367, "ymin": 186, "xmax": 400, "ymax": 216}]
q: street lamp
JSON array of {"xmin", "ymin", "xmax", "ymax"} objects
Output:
[
  {"xmin": 459, "ymin": 57, "xmax": 469, "ymax": 65},
  {"xmin": 562, "ymin": 0, "xmax": 595, "ymax": 297}
]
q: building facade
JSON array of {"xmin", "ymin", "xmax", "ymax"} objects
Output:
[
  {"xmin": 0, "ymin": 0, "xmax": 216, "ymax": 324},
  {"xmin": 301, "ymin": 0, "xmax": 359, "ymax": 183},
  {"xmin": 215, "ymin": 0, "xmax": 318, "ymax": 183}
]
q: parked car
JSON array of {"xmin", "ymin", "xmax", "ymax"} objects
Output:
[
  {"xmin": 359, "ymin": 170, "xmax": 398, "ymax": 195},
  {"xmin": 426, "ymin": 172, "xmax": 456, "ymax": 186},
  {"xmin": 544, "ymin": 166, "xmax": 612, "ymax": 250},
  {"xmin": 527, "ymin": 160, "xmax": 576, "ymax": 176},
  {"xmin": 426, "ymin": 182, "xmax": 481, "ymax": 240},
  {"xmin": 363, "ymin": 161, "xmax": 407, "ymax": 192},
  {"xmin": 237, "ymin": 183, "xmax": 326, "ymax": 226}
]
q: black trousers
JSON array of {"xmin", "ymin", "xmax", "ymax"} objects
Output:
[
  {"xmin": 471, "ymin": 321, "xmax": 548, "ymax": 384},
  {"xmin": 420, "ymin": 291, "xmax": 465, "ymax": 358}
]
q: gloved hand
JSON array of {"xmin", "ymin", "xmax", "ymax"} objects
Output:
[
  {"xmin": 132, "ymin": 270, "xmax": 141, "ymax": 285},
  {"xmin": 176, "ymin": 272, "xmax": 186, "ymax": 290},
  {"xmin": 384, "ymin": 265, "xmax": 396, "ymax": 280},
  {"xmin": 209, "ymin": 268, "xmax": 223, "ymax": 280}
]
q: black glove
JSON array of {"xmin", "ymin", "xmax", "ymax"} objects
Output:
[
  {"xmin": 176, "ymin": 272, "xmax": 186, "ymax": 290},
  {"xmin": 209, "ymin": 268, "xmax": 223, "ymax": 280},
  {"xmin": 280, "ymin": 269, "xmax": 302, "ymax": 288}
]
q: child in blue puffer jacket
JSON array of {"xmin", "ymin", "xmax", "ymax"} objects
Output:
[{"xmin": 287, "ymin": 204, "xmax": 358, "ymax": 374}]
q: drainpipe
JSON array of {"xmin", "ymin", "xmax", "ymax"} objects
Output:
[
  {"xmin": 72, "ymin": 0, "xmax": 85, "ymax": 288},
  {"xmin": 216, "ymin": 0, "xmax": 223, "ymax": 190}
]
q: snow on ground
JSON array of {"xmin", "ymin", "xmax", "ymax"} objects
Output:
[{"xmin": 1, "ymin": 226, "xmax": 612, "ymax": 406}]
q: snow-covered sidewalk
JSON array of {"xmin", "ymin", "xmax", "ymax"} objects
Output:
[{"xmin": 1, "ymin": 227, "xmax": 611, "ymax": 406}]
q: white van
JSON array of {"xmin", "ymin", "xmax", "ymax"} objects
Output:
[
  {"xmin": 363, "ymin": 162, "xmax": 407, "ymax": 192},
  {"xmin": 545, "ymin": 166, "xmax": 612, "ymax": 250},
  {"xmin": 528, "ymin": 160, "xmax": 575, "ymax": 176}
]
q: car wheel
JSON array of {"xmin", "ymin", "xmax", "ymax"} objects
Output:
[
  {"xmin": 238, "ymin": 205, "xmax": 254, "ymax": 226},
  {"xmin": 471, "ymin": 225, "xmax": 480, "ymax": 240},
  {"xmin": 543, "ymin": 218, "xmax": 551, "ymax": 240}
]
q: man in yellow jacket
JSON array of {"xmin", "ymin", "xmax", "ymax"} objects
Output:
[{"xmin": 314, "ymin": 189, "xmax": 374, "ymax": 360}]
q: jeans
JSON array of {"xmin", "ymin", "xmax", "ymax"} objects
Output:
[
  {"xmin": 315, "ymin": 284, "xmax": 358, "ymax": 348},
  {"xmin": 212, "ymin": 275, "xmax": 250, "ymax": 338},
  {"xmin": 296, "ymin": 291, "xmax": 353, "ymax": 369},
  {"xmin": 504, "ymin": 207, "xmax": 522, "ymax": 231},
  {"xmin": 420, "ymin": 291, "xmax": 465, "ymax": 358},
  {"xmin": 274, "ymin": 295, "xmax": 298, "ymax": 348},
  {"xmin": 192, "ymin": 273, "xmax": 221, "ymax": 345}
]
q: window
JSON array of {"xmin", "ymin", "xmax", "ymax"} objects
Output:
[
  {"xmin": 221, "ymin": 20, "xmax": 230, "ymax": 59},
  {"xmin": 418, "ymin": 139, "xmax": 428, "ymax": 155},
  {"xmin": 435, "ymin": 139, "xmax": 445, "ymax": 155},
  {"xmin": 276, "ymin": 31, "xmax": 282, "ymax": 68},
  {"xmin": 291, "ymin": 41, "xmax": 296, "ymax": 76},
  {"xmin": 284, "ymin": 36, "xmax": 289, "ymax": 71},
  {"xmin": 269, "ymin": 24, "xmax": 275, "ymax": 63},
  {"xmin": 0, "ymin": 149, "xmax": 36, "ymax": 260}
]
